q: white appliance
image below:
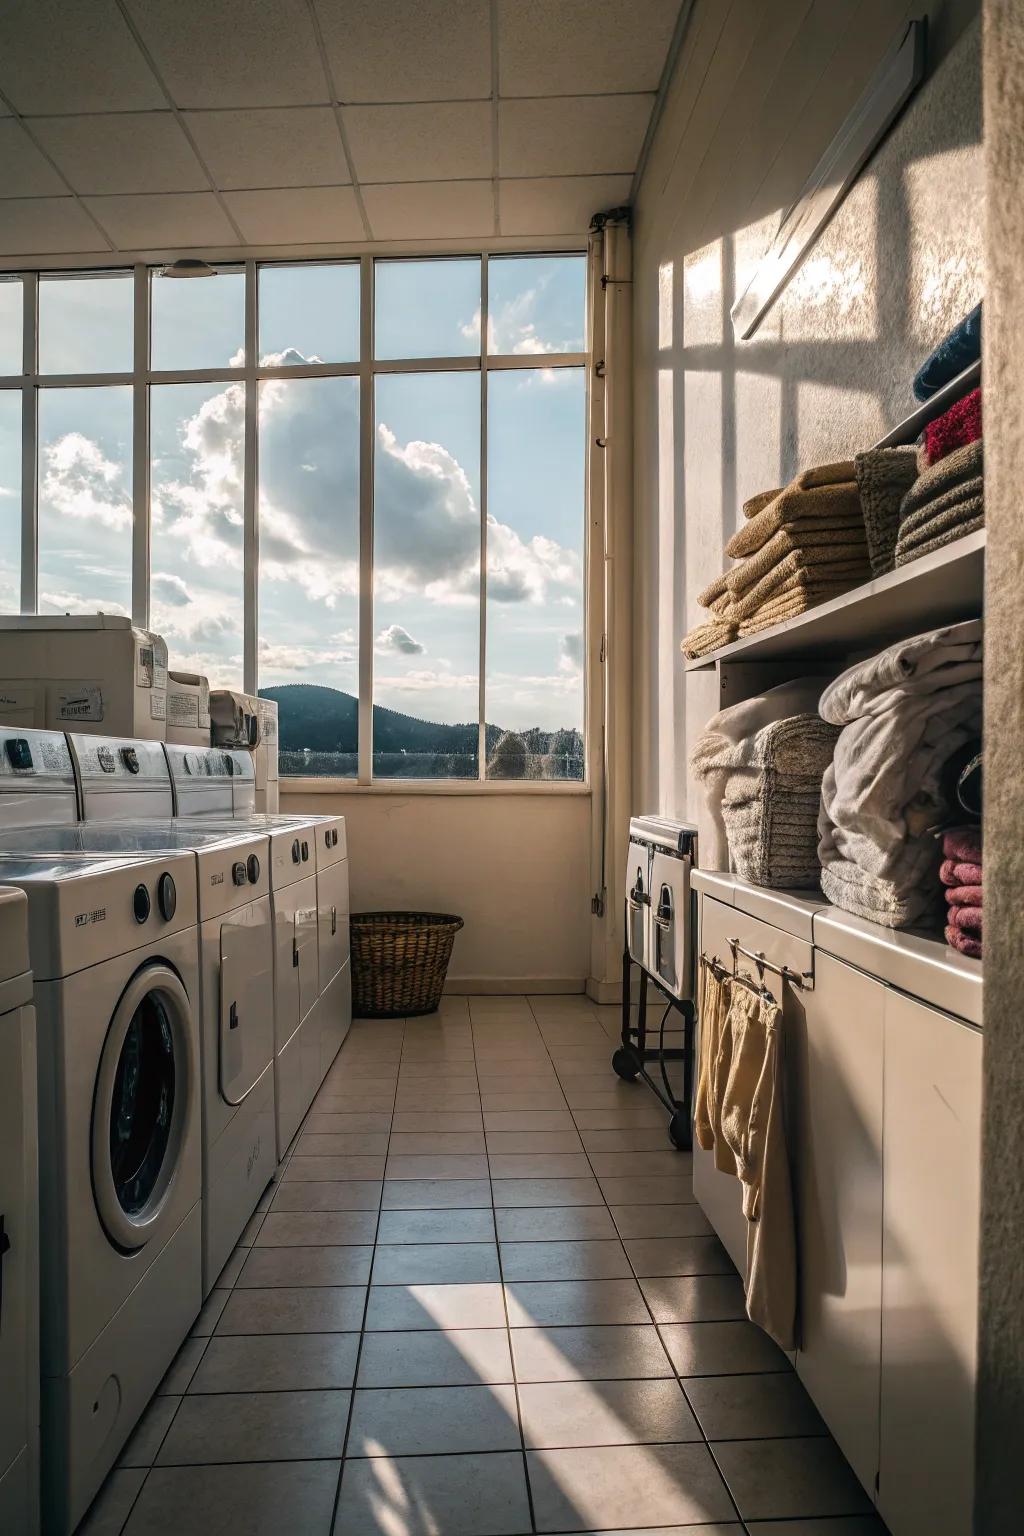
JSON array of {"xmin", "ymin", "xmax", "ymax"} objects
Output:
[
  {"xmin": 0, "ymin": 849, "xmax": 201, "ymax": 1535},
  {"xmin": 0, "ymin": 886, "xmax": 40, "ymax": 1536},
  {"xmin": 625, "ymin": 816, "xmax": 698, "ymax": 1002},
  {"xmin": 63, "ymin": 734, "xmax": 278, "ymax": 1296},
  {"xmin": 165, "ymin": 671, "xmax": 211, "ymax": 748},
  {"xmin": 0, "ymin": 616, "xmax": 168, "ymax": 740},
  {"xmin": 209, "ymin": 691, "xmax": 278, "ymax": 813},
  {"xmin": 163, "ymin": 746, "xmax": 351, "ymax": 1157},
  {"xmin": 256, "ymin": 696, "xmax": 279, "ymax": 813}
]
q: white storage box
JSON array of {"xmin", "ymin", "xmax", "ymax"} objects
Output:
[
  {"xmin": 165, "ymin": 671, "xmax": 210, "ymax": 747},
  {"xmin": 0, "ymin": 616, "xmax": 168, "ymax": 740}
]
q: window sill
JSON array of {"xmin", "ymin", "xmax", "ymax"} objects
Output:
[{"xmin": 279, "ymin": 777, "xmax": 592, "ymax": 797}]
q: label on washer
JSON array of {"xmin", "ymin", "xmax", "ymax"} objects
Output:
[
  {"xmin": 152, "ymin": 637, "xmax": 169, "ymax": 692},
  {"xmin": 167, "ymin": 688, "xmax": 199, "ymax": 727},
  {"xmin": 57, "ymin": 685, "xmax": 104, "ymax": 722},
  {"xmin": 137, "ymin": 644, "xmax": 154, "ymax": 688},
  {"xmin": 150, "ymin": 690, "xmax": 167, "ymax": 721}
]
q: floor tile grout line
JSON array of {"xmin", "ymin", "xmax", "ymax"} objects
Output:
[{"xmin": 327, "ymin": 1016, "xmax": 405, "ymax": 1534}]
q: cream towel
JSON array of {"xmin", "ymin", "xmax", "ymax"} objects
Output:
[
  {"xmin": 726, "ymin": 461, "xmax": 862, "ymax": 559},
  {"xmin": 719, "ymin": 986, "xmax": 797, "ymax": 1350},
  {"xmin": 694, "ymin": 957, "xmax": 729, "ymax": 1151}
]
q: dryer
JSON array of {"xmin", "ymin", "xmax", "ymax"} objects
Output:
[
  {"xmin": 0, "ymin": 849, "xmax": 201, "ymax": 1535},
  {"xmin": 56, "ymin": 735, "xmax": 278, "ymax": 1296},
  {"xmin": 0, "ymin": 886, "xmax": 39, "ymax": 1536}
]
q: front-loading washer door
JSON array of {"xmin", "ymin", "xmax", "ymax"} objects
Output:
[
  {"xmin": 92, "ymin": 963, "xmax": 196, "ymax": 1252},
  {"xmin": 219, "ymin": 909, "xmax": 274, "ymax": 1105}
]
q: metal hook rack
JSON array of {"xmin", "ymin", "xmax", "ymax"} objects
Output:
[{"xmin": 726, "ymin": 935, "xmax": 814, "ymax": 992}]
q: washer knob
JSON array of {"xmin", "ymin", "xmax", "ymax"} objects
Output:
[
  {"xmin": 132, "ymin": 883, "xmax": 151, "ymax": 924},
  {"xmin": 301, "ymin": 840, "xmax": 309, "ymax": 862},
  {"xmin": 158, "ymin": 872, "xmax": 177, "ymax": 921},
  {"xmin": 232, "ymin": 861, "xmax": 247, "ymax": 886},
  {"xmin": 291, "ymin": 838, "xmax": 301, "ymax": 863},
  {"xmin": 246, "ymin": 853, "xmax": 260, "ymax": 885}
]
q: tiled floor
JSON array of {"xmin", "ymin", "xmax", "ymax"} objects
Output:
[{"xmin": 83, "ymin": 995, "xmax": 884, "ymax": 1536}]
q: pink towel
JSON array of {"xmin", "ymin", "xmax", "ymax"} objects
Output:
[
  {"xmin": 940, "ymin": 858, "xmax": 983, "ymax": 887},
  {"xmin": 943, "ymin": 826, "xmax": 982, "ymax": 864},
  {"xmin": 944, "ymin": 884, "xmax": 983, "ymax": 906},
  {"xmin": 945, "ymin": 925, "xmax": 983, "ymax": 959},
  {"xmin": 947, "ymin": 904, "xmax": 982, "ymax": 933}
]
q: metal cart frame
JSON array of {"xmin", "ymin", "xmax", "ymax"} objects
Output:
[{"xmin": 612, "ymin": 911, "xmax": 695, "ymax": 1150}]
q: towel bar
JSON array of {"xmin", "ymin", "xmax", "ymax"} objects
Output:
[{"xmin": 727, "ymin": 935, "xmax": 815, "ymax": 991}]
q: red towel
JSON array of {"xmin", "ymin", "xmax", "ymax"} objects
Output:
[
  {"xmin": 942, "ymin": 826, "xmax": 983, "ymax": 864},
  {"xmin": 940, "ymin": 858, "xmax": 983, "ymax": 887},
  {"xmin": 944, "ymin": 883, "xmax": 983, "ymax": 905},
  {"xmin": 947, "ymin": 904, "xmax": 982, "ymax": 934},
  {"xmin": 945, "ymin": 926, "xmax": 983, "ymax": 959},
  {"xmin": 924, "ymin": 387, "xmax": 982, "ymax": 465}
]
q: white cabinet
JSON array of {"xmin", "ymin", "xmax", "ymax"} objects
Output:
[
  {"xmin": 878, "ymin": 991, "xmax": 981, "ymax": 1536},
  {"xmin": 793, "ymin": 951, "xmax": 884, "ymax": 1496}
]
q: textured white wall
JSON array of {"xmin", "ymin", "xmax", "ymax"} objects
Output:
[
  {"xmin": 631, "ymin": 0, "xmax": 983, "ymax": 822},
  {"xmin": 280, "ymin": 788, "xmax": 592, "ymax": 990}
]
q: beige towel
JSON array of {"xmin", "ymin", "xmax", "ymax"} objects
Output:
[
  {"xmin": 724, "ymin": 524, "xmax": 868, "ymax": 598},
  {"xmin": 725, "ymin": 461, "xmax": 862, "ymax": 559},
  {"xmin": 740, "ymin": 575, "xmax": 864, "ymax": 629},
  {"xmin": 854, "ymin": 445, "xmax": 919, "ymax": 575},
  {"xmin": 694, "ymin": 957, "xmax": 729, "ymax": 1151},
  {"xmin": 741, "ymin": 487, "xmax": 783, "ymax": 520},
  {"xmin": 681, "ymin": 619, "xmax": 737, "ymax": 660},
  {"xmin": 718, "ymin": 986, "xmax": 797, "ymax": 1349},
  {"xmin": 728, "ymin": 548, "xmax": 870, "ymax": 617},
  {"xmin": 697, "ymin": 571, "xmax": 730, "ymax": 609}
]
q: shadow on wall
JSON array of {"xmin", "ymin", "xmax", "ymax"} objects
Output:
[{"xmin": 634, "ymin": 4, "xmax": 983, "ymax": 818}]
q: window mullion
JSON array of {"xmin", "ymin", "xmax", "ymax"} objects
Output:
[
  {"xmin": 358, "ymin": 254, "xmax": 374, "ymax": 786},
  {"xmin": 478, "ymin": 255, "xmax": 489, "ymax": 781},
  {"xmin": 131, "ymin": 263, "xmax": 150, "ymax": 629},
  {"xmin": 20, "ymin": 273, "xmax": 37, "ymax": 614},
  {"xmin": 243, "ymin": 260, "xmax": 259, "ymax": 696}
]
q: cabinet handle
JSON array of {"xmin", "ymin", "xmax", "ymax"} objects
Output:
[
  {"xmin": 331, "ymin": 905, "xmax": 337, "ymax": 936},
  {"xmin": 292, "ymin": 937, "xmax": 299, "ymax": 968},
  {"xmin": 0, "ymin": 1214, "xmax": 10, "ymax": 1327},
  {"xmin": 229, "ymin": 1001, "xmax": 239, "ymax": 1030}
]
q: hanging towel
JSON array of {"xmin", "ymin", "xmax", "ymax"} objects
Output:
[
  {"xmin": 725, "ymin": 461, "xmax": 862, "ymax": 560},
  {"xmin": 913, "ymin": 302, "xmax": 982, "ymax": 401},
  {"xmin": 695, "ymin": 957, "xmax": 730, "ymax": 1151},
  {"xmin": 854, "ymin": 446, "xmax": 919, "ymax": 575},
  {"xmin": 718, "ymin": 985, "xmax": 797, "ymax": 1350},
  {"xmin": 923, "ymin": 386, "xmax": 982, "ymax": 466}
]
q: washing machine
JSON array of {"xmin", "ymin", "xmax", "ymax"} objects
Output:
[
  {"xmin": 54, "ymin": 734, "xmax": 278, "ymax": 1297},
  {"xmin": 0, "ymin": 886, "xmax": 40, "ymax": 1536},
  {"xmin": 0, "ymin": 847, "xmax": 201, "ymax": 1535},
  {"xmin": 165, "ymin": 746, "xmax": 351, "ymax": 1156}
]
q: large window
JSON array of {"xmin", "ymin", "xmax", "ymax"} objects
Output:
[{"xmin": 0, "ymin": 255, "xmax": 588, "ymax": 784}]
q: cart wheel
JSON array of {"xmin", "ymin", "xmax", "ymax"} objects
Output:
[
  {"xmin": 611, "ymin": 1048, "xmax": 639, "ymax": 1081},
  {"xmin": 668, "ymin": 1110, "xmax": 691, "ymax": 1150}
]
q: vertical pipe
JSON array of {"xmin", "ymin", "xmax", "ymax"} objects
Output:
[
  {"xmin": 131, "ymin": 263, "xmax": 150, "ymax": 629},
  {"xmin": 478, "ymin": 255, "xmax": 489, "ymax": 779},
  {"xmin": 20, "ymin": 272, "xmax": 37, "ymax": 614},
  {"xmin": 357, "ymin": 254, "xmax": 374, "ymax": 784},
  {"xmin": 242, "ymin": 259, "xmax": 258, "ymax": 695},
  {"xmin": 586, "ymin": 231, "xmax": 608, "ymax": 992}
]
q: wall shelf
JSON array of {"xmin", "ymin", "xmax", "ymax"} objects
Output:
[{"xmin": 685, "ymin": 528, "xmax": 984, "ymax": 670}]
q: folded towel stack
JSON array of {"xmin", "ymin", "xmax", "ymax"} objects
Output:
[
  {"xmin": 922, "ymin": 386, "xmax": 982, "ymax": 467},
  {"xmin": 941, "ymin": 825, "xmax": 983, "ymax": 959},
  {"xmin": 681, "ymin": 463, "xmax": 871, "ymax": 659},
  {"xmin": 913, "ymin": 303, "xmax": 982, "ymax": 402},
  {"xmin": 894, "ymin": 439, "xmax": 984, "ymax": 567},
  {"xmin": 817, "ymin": 619, "xmax": 984, "ymax": 927},
  {"xmin": 854, "ymin": 445, "xmax": 919, "ymax": 574},
  {"xmin": 691, "ymin": 679, "xmax": 838, "ymax": 888}
]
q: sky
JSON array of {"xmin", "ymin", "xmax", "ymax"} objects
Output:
[{"xmin": 0, "ymin": 256, "xmax": 587, "ymax": 735}]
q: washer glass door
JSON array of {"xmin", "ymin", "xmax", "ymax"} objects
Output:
[{"xmin": 93, "ymin": 964, "xmax": 195, "ymax": 1251}]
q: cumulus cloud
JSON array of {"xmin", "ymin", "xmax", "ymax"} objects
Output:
[
  {"xmin": 152, "ymin": 571, "xmax": 192, "ymax": 607},
  {"xmin": 39, "ymin": 588, "xmax": 130, "ymax": 618},
  {"xmin": 376, "ymin": 623, "xmax": 425, "ymax": 657},
  {"xmin": 561, "ymin": 631, "xmax": 584, "ymax": 669},
  {"xmin": 257, "ymin": 636, "xmax": 356, "ymax": 675},
  {"xmin": 40, "ymin": 433, "xmax": 132, "ymax": 532}
]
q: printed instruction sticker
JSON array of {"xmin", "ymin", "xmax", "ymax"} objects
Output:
[
  {"xmin": 57, "ymin": 686, "xmax": 104, "ymax": 722},
  {"xmin": 150, "ymin": 691, "xmax": 167, "ymax": 721},
  {"xmin": 168, "ymin": 689, "xmax": 200, "ymax": 727}
]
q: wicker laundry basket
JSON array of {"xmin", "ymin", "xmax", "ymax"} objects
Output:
[{"xmin": 351, "ymin": 911, "xmax": 465, "ymax": 1018}]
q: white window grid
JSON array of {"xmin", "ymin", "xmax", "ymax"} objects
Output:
[{"xmin": 0, "ymin": 254, "xmax": 589, "ymax": 786}]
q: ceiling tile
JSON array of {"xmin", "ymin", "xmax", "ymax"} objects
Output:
[
  {"xmin": 125, "ymin": 0, "xmax": 327, "ymax": 108},
  {"xmin": 498, "ymin": 0, "xmax": 680, "ymax": 96},
  {"xmin": 222, "ymin": 186, "xmax": 364, "ymax": 244},
  {"xmin": 499, "ymin": 174, "xmax": 632, "ymax": 236},
  {"xmin": 0, "ymin": 0, "xmax": 164, "ymax": 114},
  {"xmin": 362, "ymin": 180, "xmax": 495, "ymax": 241},
  {"xmin": 345, "ymin": 102, "xmax": 492, "ymax": 185},
  {"xmin": 32, "ymin": 113, "xmax": 206, "ymax": 196},
  {"xmin": 0, "ymin": 120, "xmax": 67, "ymax": 198},
  {"xmin": 317, "ymin": 0, "xmax": 491, "ymax": 103},
  {"xmin": 499, "ymin": 94, "xmax": 653, "ymax": 178},
  {"xmin": 0, "ymin": 198, "xmax": 108, "ymax": 256},
  {"xmin": 84, "ymin": 192, "xmax": 237, "ymax": 250},
  {"xmin": 185, "ymin": 108, "xmax": 349, "ymax": 190}
]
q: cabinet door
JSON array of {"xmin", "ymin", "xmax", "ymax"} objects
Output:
[
  {"xmin": 793, "ymin": 953, "xmax": 884, "ymax": 1497},
  {"xmin": 0, "ymin": 1004, "xmax": 35, "ymax": 1501},
  {"xmin": 878, "ymin": 992, "xmax": 981, "ymax": 1536}
]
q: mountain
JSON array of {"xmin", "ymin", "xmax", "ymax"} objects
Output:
[{"xmin": 260, "ymin": 682, "xmax": 583, "ymax": 780}]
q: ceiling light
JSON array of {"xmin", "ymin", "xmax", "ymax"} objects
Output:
[{"xmin": 159, "ymin": 258, "xmax": 217, "ymax": 278}]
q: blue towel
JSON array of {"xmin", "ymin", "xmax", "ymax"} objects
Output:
[{"xmin": 913, "ymin": 303, "xmax": 982, "ymax": 402}]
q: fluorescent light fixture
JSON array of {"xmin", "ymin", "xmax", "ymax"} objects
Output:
[{"xmin": 159, "ymin": 258, "xmax": 217, "ymax": 278}]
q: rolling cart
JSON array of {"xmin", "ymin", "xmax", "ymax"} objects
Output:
[{"xmin": 611, "ymin": 816, "xmax": 698, "ymax": 1150}]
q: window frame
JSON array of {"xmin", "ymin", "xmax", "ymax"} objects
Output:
[{"xmin": 0, "ymin": 253, "xmax": 591, "ymax": 793}]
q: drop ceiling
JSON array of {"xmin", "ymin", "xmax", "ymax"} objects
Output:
[{"xmin": 0, "ymin": 0, "xmax": 684, "ymax": 265}]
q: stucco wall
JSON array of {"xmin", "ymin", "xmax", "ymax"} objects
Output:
[
  {"xmin": 631, "ymin": 0, "xmax": 983, "ymax": 821},
  {"xmin": 280, "ymin": 787, "xmax": 592, "ymax": 991}
]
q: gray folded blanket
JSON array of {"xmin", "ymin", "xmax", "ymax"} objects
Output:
[{"xmin": 854, "ymin": 446, "xmax": 919, "ymax": 575}]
